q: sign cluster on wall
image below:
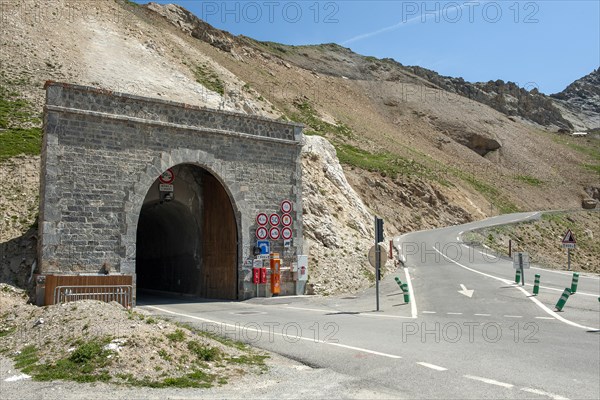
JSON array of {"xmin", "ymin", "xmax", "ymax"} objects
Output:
[{"xmin": 255, "ymin": 200, "xmax": 294, "ymax": 242}]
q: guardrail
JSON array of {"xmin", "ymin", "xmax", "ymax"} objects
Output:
[{"xmin": 53, "ymin": 285, "xmax": 133, "ymax": 308}]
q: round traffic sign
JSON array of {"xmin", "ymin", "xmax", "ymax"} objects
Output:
[
  {"xmin": 368, "ymin": 244, "xmax": 388, "ymax": 268},
  {"xmin": 281, "ymin": 200, "xmax": 293, "ymax": 214},
  {"xmin": 281, "ymin": 214, "xmax": 292, "ymax": 227},
  {"xmin": 159, "ymin": 168, "xmax": 175, "ymax": 184},
  {"xmin": 256, "ymin": 213, "xmax": 268, "ymax": 226},
  {"xmin": 281, "ymin": 227, "xmax": 292, "ymax": 240},
  {"xmin": 256, "ymin": 226, "xmax": 268, "ymax": 240},
  {"xmin": 269, "ymin": 213, "xmax": 280, "ymax": 226},
  {"xmin": 269, "ymin": 227, "xmax": 281, "ymax": 240}
]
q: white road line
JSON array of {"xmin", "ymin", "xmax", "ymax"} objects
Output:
[
  {"xmin": 503, "ymin": 315, "xmax": 522, "ymax": 318},
  {"xmin": 422, "ymin": 311, "xmax": 436, "ymax": 314},
  {"xmin": 520, "ymin": 387, "xmax": 569, "ymax": 400},
  {"xmin": 404, "ymin": 267, "xmax": 418, "ymax": 318},
  {"xmin": 474, "ymin": 313, "xmax": 491, "ymax": 316},
  {"xmin": 522, "ymin": 283, "xmax": 598, "ymax": 297},
  {"xmin": 535, "ymin": 317, "xmax": 555, "ymax": 320},
  {"xmin": 462, "ymin": 244, "xmax": 498, "ymax": 260},
  {"xmin": 145, "ymin": 306, "xmax": 403, "ymax": 359},
  {"xmin": 447, "ymin": 312, "xmax": 463, "ymax": 315},
  {"xmin": 283, "ymin": 306, "xmax": 415, "ymax": 319},
  {"xmin": 464, "ymin": 375, "xmax": 514, "ymax": 389},
  {"xmin": 417, "ymin": 362, "xmax": 447, "ymax": 371},
  {"xmin": 433, "ymin": 247, "xmax": 599, "ymax": 331},
  {"xmin": 530, "ymin": 266, "xmax": 600, "ymax": 280}
]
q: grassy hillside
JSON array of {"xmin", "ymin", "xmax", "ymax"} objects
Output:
[{"xmin": 469, "ymin": 211, "xmax": 600, "ymax": 273}]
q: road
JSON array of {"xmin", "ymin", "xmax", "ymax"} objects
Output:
[{"xmin": 141, "ymin": 212, "xmax": 600, "ymax": 399}]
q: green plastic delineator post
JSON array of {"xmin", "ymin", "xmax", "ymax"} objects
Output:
[
  {"xmin": 401, "ymin": 283, "xmax": 410, "ymax": 303},
  {"xmin": 570, "ymin": 273, "xmax": 579, "ymax": 294},
  {"xmin": 515, "ymin": 269, "xmax": 521, "ymax": 284},
  {"xmin": 533, "ymin": 274, "xmax": 540, "ymax": 295},
  {"xmin": 394, "ymin": 277, "xmax": 403, "ymax": 289},
  {"xmin": 555, "ymin": 288, "xmax": 571, "ymax": 311}
]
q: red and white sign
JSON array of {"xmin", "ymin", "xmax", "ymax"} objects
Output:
[
  {"xmin": 281, "ymin": 214, "xmax": 292, "ymax": 227},
  {"xmin": 269, "ymin": 227, "xmax": 281, "ymax": 240},
  {"xmin": 562, "ymin": 229, "xmax": 576, "ymax": 249},
  {"xmin": 269, "ymin": 213, "xmax": 280, "ymax": 226},
  {"xmin": 256, "ymin": 226, "xmax": 268, "ymax": 240},
  {"xmin": 281, "ymin": 200, "xmax": 293, "ymax": 214},
  {"xmin": 281, "ymin": 227, "xmax": 293, "ymax": 240},
  {"xmin": 159, "ymin": 168, "xmax": 175, "ymax": 184},
  {"xmin": 256, "ymin": 213, "xmax": 268, "ymax": 226},
  {"xmin": 298, "ymin": 255, "xmax": 308, "ymax": 281}
]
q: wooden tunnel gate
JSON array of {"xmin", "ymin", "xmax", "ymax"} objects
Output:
[{"xmin": 43, "ymin": 275, "xmax": 134, "ymax": 308}]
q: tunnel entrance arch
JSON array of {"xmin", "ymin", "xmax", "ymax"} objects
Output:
[
  {"xmin": 38, "ymin": 82, "xmax": 304, "ymax": 304},
  {"xmin": 136, "ymin": 164, "xmax": 237, "ymax": 299}
]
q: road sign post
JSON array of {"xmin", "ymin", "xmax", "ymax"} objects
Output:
[
  {"xmin": 513, "ymin": 252, "xmax": 529, "ymax": 286},
  {"xmin": 561, "ymin": 229, "xmax": 576, "ymax": 271},
  {"xmin": 519, "ymin": 252, "xmax": 524, "ymax": 286},
  {"xmin": 374, "ymin": 216, "xmax": 384, "ymax": 311}
]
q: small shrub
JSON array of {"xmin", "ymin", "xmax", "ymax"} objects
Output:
[
  {"xmin": 188, "ymin": 341, "xmax": 221, "ymax": 362},
  {"xmin": 166, "ymin": 329, "xmax": 186, "ymax": 342}
]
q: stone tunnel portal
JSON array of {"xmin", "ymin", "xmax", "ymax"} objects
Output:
[{"xmin": 136, "ymin": 164, "xmax": 237, "ymax": 299}]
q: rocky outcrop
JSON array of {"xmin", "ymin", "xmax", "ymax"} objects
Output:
[
  {"xmin": 406, "ymin": 67, "xmax": 573, "ymax": 131},
  {"xmin": 146, "ymin": 3, "xmax": 235, "ymax": 53},
  {"xmin": 582, "ymin": 199, "xmax": 597, "ymax": 209},
  {"xmin": 301, "ymin": 136, "xmax": 387, "ymax": 295},
  {"xmin": 550, "ymin": 69, "xmax": 600, "ymax": 132}
]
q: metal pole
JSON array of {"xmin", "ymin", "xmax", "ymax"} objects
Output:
[
  {"xmin": 375, "ymin": 217, "xmax": 380, "ymax": 311},
  {"xmin": 508, "ymin": 240, "xmax": 512, "ymax": 258},
  {"xmin": 519, "ymin": 253, "xmax": 525, "ymax": 286},
  {"xmin": 567, "ymin": 248, "xmax": 571, "ymax": 271}
]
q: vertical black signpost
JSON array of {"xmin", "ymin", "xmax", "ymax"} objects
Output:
[
  {"xmin": 375, "ymin": 216, "xmax": 384, "ymax": 311},
  {"xmin": 519, "ymin": 252, "xmax": 525, "ymax": 286}
]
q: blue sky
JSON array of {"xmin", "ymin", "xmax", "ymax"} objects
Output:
[{"xmin": 137, "ymin": 1, "xmax": 600, "ymax": 94}]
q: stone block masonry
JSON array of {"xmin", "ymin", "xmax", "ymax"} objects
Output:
[{"xmin": 39, "ymin": 82, "xmax": 304, "ymax": 301}]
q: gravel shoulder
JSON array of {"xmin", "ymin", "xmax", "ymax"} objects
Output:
[{"xmin": 1, "ymin": 351, "xmax": 385, "ymax": 400}]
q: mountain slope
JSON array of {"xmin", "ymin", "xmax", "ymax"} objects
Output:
[
  {"xmin": 551, "ymin": 68, "xmax": 600, "ymax": 132},
  {"xmin": 0, "ymin": 0, "xmax": 598, "ymax": 294}
]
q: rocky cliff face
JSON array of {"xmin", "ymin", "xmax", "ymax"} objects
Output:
[
  {"xmin": 300, "ymin": 136, "xmax": 379, "ymax": 295},
  {"xmin": 406, "ymin": 66, "xmax": 573, "ymax": 131},
  {"xmin": 550, "ymin": 69, "xmax": 600, "ymax": 132}
]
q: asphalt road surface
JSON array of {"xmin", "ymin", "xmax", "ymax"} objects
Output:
[{"xmin": 141, "ymin": 212, "xmax": 600, "ymax": 399}]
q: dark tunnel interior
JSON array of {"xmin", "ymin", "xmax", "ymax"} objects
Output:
[{"xmin": 136, "ymin": 200, "xmax": 201, "ymax": 295}]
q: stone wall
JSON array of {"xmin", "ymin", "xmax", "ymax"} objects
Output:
[{"xmin": 39, "ymin": 82, "xmax": 304, "ymax": 300}]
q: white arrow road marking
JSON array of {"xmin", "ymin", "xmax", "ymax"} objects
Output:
[
  {"xmin": 458, "ymin": 284, "xmax": 474, "ymax": 298},
  {"xmin": 433, "ymin": 247, "xmax": 598, "ymax": 331}
]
